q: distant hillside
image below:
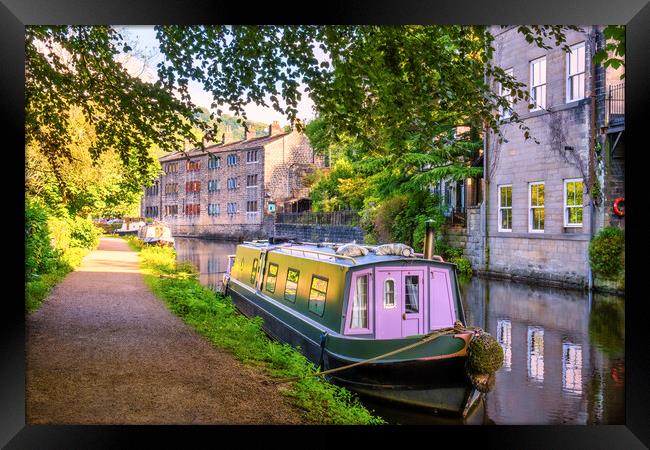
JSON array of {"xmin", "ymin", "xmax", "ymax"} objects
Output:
[{"xmin": 195, "ymin": 108, "xmax": 273, "ymax": 141}]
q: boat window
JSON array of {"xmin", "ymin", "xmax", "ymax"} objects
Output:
[
  {"xmin": 384, "ymin": 279, "xmax": 396, "ymax": 308},
  {"xmin": 284, "ymin": 268, "xmax": 300, "ymax": 302},
  {"xmin": 404, "ymin": 275, "xmax": 419, "ymax": 313},
  {"xmin": 351, "ymin": 275, "xmax": 369, "ymax": 329},
  {"xmin": 308, "ymin": 276, "xmax": 328, "ymax": 317},
  {"xmin": 250, "ymin": 258, "xmax": 258, "ymax": 285},
  {"xmin": 265, "ymin": 263, "xmax": 278, "ymax": 293}
]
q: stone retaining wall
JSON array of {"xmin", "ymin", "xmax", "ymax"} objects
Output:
[{"xmin": 274, "ymin": 223, "xmax": 364, "ymax": 243}]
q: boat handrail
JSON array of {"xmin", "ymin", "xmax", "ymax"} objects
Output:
[{"xmin": 272, "ymin": 246, "xmax": 357, "ymax": 264}]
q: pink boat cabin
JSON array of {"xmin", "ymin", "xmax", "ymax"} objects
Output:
[{"xmin": 342, "ymin": 260, "xmax": 463, "ymax": 339}]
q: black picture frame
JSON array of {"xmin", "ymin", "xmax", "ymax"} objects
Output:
[{"xmin": 4, "ymin": 0, "xmax": 648, "ymax": 447}]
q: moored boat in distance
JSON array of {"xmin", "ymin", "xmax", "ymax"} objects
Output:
[
  {"xmin": 222, "ymin": 224, "xmax": 500, "ymax": 418},
  {"xmin": 116, "ymin": 217, "xmax": 145, "ymax": 236},
  {"xmin": 137, "ymin": 221, "xmax": 175, "ymax": 246}
]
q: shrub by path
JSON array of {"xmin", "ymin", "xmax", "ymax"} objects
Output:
[{"xmin": 26, "ymin": 237, "xmax": 311, "ymax": 424}]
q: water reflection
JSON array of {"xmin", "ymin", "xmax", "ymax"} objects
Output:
[
  {"xmin": 173, "ymin": 237, "xmax": 237, "ymax": 292},
  {"xmin": 461, "ymin": 277, "xmax": 624, "ymax": 425},
  {"xmin": 172, "ymin": 238, "xmax": 625, "ymax": 425}
]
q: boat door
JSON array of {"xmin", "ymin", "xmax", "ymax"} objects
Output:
[
  {"xmin": 256, "ymin": 250, "xmax": 267, "ymax": 291},
  {"xmin": 375, "ymin": 268, "xmax": 425, "ymax": 338}
]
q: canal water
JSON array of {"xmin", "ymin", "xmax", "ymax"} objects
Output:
[{"xmin": 173, "ymin": 237, "xmax": 625, "ymax": 425}]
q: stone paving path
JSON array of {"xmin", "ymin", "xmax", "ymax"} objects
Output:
[{"xmin": 26, "ymin": 237, "xmax": 308, "ymax": 424}]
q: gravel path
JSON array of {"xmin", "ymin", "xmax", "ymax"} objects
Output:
[{"xmin": 26, "ymin": 237, "xmax": 310, "ymax": 424}]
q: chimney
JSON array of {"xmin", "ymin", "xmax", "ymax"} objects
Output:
[
  {"xmin": 222, "ymin": 125, "xmax": 234, "ymax": 145},
  {"xmin": 423, "ymin": 219, "xmax": 436, "ymax": 260},
  {"xmin": 269, "ymin": 120, "xmax": 284, "ymax": 136},
  {"xmin": 245, "ymin": 125, "xmax": 257, "ymax": 140}
]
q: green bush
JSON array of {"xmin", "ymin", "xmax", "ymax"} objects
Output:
[
  {"xmin": 589, "ymin": 227, "xmax": 625, "ymax": 280},
  {"xmin": 25, "ymin": 199, "xmax": 58, "ymax": 278},
  {"xmin": 25, "ymin": 198, "xmax": 98, "ymax": 312},
  {"xmin": 450, "ymin": 256, "xmax": 473, "ymax": 277},
  {"xmin": 48, "ymin": 216, "xmax": 72, "ymax": 252},
  {"xmin": 68, "ymin": 216, "xmax": 100, "ymax": 249}
]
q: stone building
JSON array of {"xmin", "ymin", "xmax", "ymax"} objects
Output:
[
  {"xmin": 141, "ymin": 121, "xmax": 325, "ymax": 240},
  {"xmin": 453, "ymin": 26, "xmax": 624, "ymax": 289}
]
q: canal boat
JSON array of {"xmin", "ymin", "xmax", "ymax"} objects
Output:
[
  {"xmin": 116, "ymin": 217, "xmax": 145, "ymax": 236},
  {"xmin": 137, "ymin": 222, "xmax": 175, "ymax": 246},
  {"xmin": 222, "ymin": 227, "xmax": 494, "ymax": 417}
]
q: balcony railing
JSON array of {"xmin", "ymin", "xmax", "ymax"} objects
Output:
[{"xmin": 607, "ymin": 82, "xmax": 625, "ymax": 127}]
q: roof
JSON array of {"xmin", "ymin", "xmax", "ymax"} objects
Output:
[
  {"xmin": 239, "ymin": 242, "xmax": 451, "ymax": 269},
  {"xmin": 159, "ymin": 132, "xmax": 290, "ymax": 163}
]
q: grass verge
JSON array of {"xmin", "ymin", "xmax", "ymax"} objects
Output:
[
  {"xmin": 26, "ymin": 247, "xmax": 91, "ymax": 314},
  {"xmin": 134, "ymin": 243, "xmax": 385, "ymax": 425}
]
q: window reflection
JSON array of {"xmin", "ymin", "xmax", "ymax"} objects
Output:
[
  {"xmin": 497, "ymin": 320, "xmax": 512, "ymax": 371},
  {"xmin": 527, "ymin": 326, "xmax": 544, "ymax": 382},
  {"xmin": 207, "ymin": 257, "xmax": 219, "ymax": 273},
  {"xmin": 562, "ymin": 341, "xmax": 583, "ymax": 395}
]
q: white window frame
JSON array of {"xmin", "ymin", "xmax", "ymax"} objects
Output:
[
  {"xmin": 383, "ymin": 278, "xmax": 396, "ymax": 309},
  {"xmin": 562, "ymin": 341, "xmax": 583, "ymax": 395},
  {"xmin": 246, "ymin": 200, "xmax": 258, "ymax": 212},
  {"xmin": 498, "ymin": 184, "xmax": 513, "ymax": 232},
  {"xmin": 527, "ymin": 326, "xmax": 545, "ymax": 382},
  {"xmin": 246, "ymin": 149, "xmax": 259, "ymax": 164},
  {"xmin": 530, "ymin": 56, "xmax": 547, "ymax": 111},
  {"xmin": 563, "ymin": 178, "xmax": 584, "ymax": 227},
  {"xmin": 246, "ymin": 174, "xmax": 258, "ymax": 188},
  {"xmin": 566, "ymin": 42, "xmax": 586, "ymax": 103},
  {"xmin": 497, "ymin": 319, "xmax": 512, "ymax": 371},
  {"xmin": 499, "ymin": 68, "xmax": 514, "ymax": 119},
  {"xmin": 528, "ymin": 181, "xmax": 545, "ymax": 233}
]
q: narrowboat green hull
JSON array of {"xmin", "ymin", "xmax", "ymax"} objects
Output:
[{"xmin": 226, "ymin": 278, "xmax": 482, "ymax": 416}]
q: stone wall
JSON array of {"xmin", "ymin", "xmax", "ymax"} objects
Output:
[
  {"xmin": 274, "ymin": 223, "xmax": 364, "ymax": 244},
  {"xmin": 441, "ymin": 206, "xmax": 483, "ymax": 267},
  {"xmin": 480, "ymin": 26, "xmax": 595, "ymax": 289}
]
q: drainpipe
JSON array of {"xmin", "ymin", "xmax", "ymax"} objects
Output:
[
  {"xmin": 483, "ymin": 33, "xmax": 490, "ymax": 272},
  {"xmin": 588, "ymin": 26, "xmax": 599, "ymax": 292}
]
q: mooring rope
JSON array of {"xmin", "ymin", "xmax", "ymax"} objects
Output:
[{"xmin": 271, "ymin": 322, "xmax": 481, "ymax": 385}]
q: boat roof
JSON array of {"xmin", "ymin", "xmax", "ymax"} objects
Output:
[{"xmin": 239, "ymin": 241, "xmax": 452, "ymax": 269}]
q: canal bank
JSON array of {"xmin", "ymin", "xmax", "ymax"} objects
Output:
[
  {"xmin": 26, "ymin": 237, "xmax": 316, "ymax": 424},
  {"xmin": 174, "ymin": 236, "xmax": 625, "ymax": 425}
]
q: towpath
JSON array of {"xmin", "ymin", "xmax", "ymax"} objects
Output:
[{"xmin": 26, "ymin": 237, "xmax": 309, "ymax": 424}]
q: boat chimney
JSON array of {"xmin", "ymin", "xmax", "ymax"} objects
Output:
[{"xmin": 423, "ymin": 219, "xmax": 435, "ymax": 260}]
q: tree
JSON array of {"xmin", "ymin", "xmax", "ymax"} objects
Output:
[
  {"xmin": 26, "ymin": 26, "xmax": 215, "ymax": 184},
  {"xmin": 26, "ymin": 106, "xmax": 156, "ymax": 218},
  {"xmin": 592, "ymin": 25, "xmax": 625, "ymax": 78},
  {"xmin": 26, "ymin": 24, "xmax": 580, "ymax": 221}
]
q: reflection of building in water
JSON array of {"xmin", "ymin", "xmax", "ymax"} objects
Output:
[
  {"xmin": 496, "ymin": 320, "xmax": 512, "ymax": 371},
  {"xmin": 527, "ymin": 326, "xmax": 545, "ymax": 383},
  {"xmin": 174, "ymin": 238, "xmax": 237, "ymax": 292},
  {"xmin": 562, "ymin": 341, "xmax": 583, "ymax": 395},
  {"xmin": 460, "ymin": 277, "xmax": 623, "ymax": 424}
]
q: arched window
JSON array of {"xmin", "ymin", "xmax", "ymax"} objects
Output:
[{"xmin": 384, "ymin": 279, "xmax": 396, "ymax": 308}]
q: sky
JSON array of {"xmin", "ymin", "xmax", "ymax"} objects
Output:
[{"xmin": 119, "ymin": 25, "xmax": 316, "ymax": 127}]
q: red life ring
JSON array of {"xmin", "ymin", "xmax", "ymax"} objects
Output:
[{"xmin": 613, "ymin": 197, "xmax": 625, "ymax": 217}]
